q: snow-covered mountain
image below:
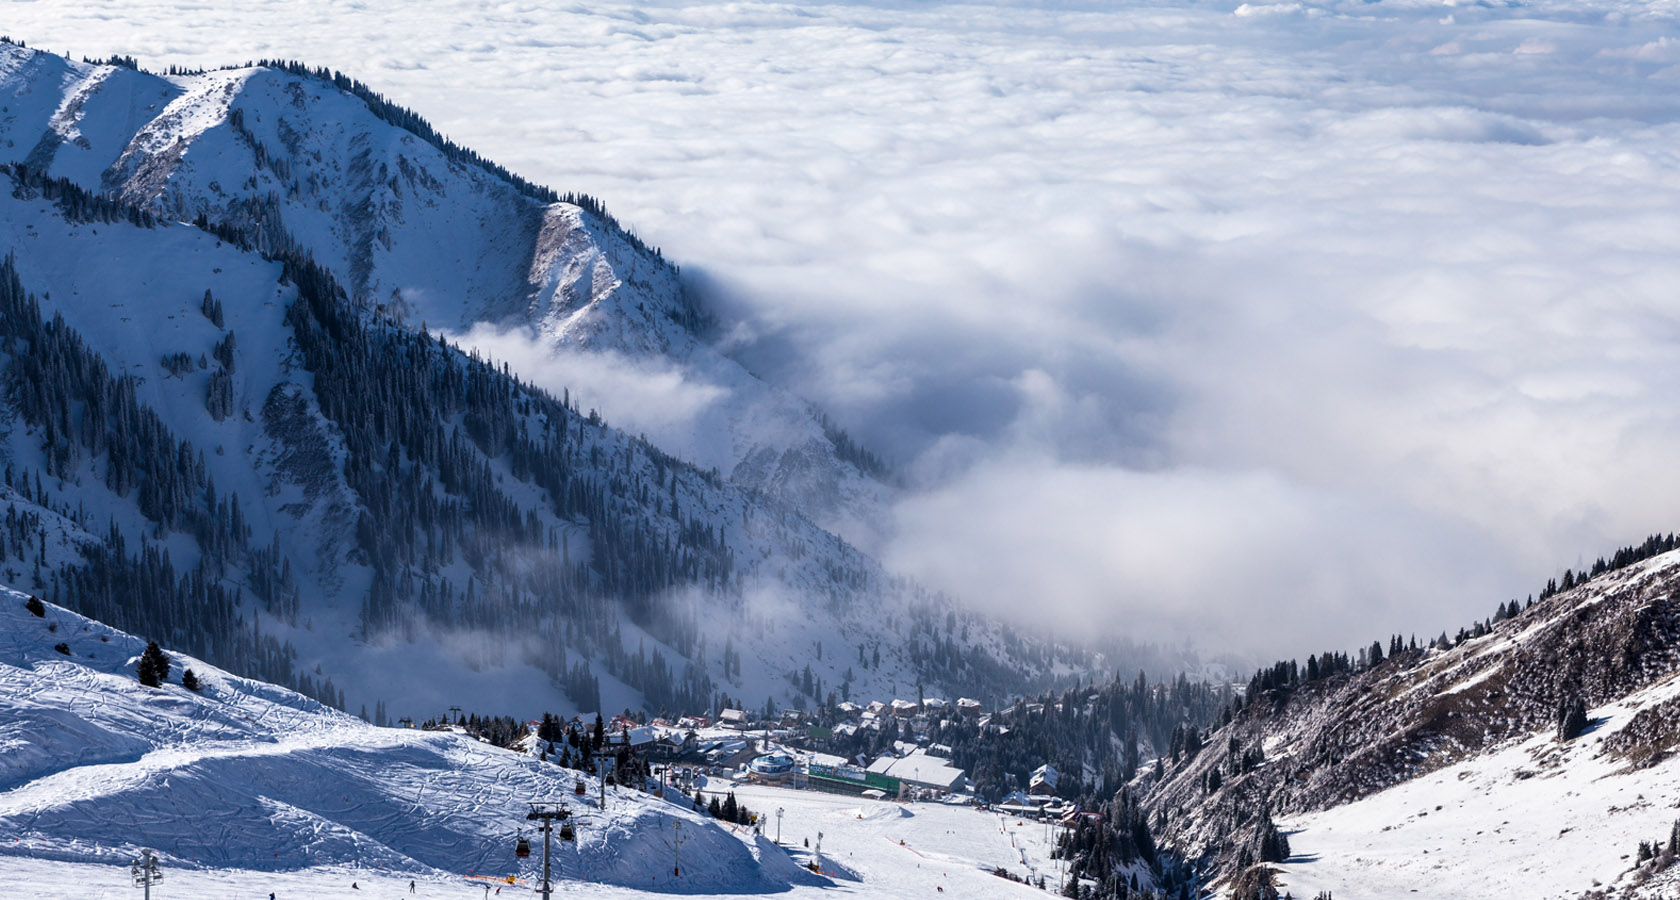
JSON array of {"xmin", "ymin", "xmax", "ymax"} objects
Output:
[
  {"xmin": 0, "ymin": 161, "xmax": 1044, "ymax": 719},
  {"xmin": 0, "ymin": 41, "xmax": 890, "ymax": 545},
  {"xmin": 0, "ymin": 40, "xmax": 1080, "ymax": 722},
  {"xmin": 1145, "ymin": 545, "xmax": 1680, "ymax": 899}
]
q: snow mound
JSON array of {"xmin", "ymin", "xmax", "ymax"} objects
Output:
[{"xmin": 843, "ymin": 804, "xmax": 912, "ymax": 822}]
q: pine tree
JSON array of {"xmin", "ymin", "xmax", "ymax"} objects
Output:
[
  {"xmin": 182, "ymin": 668, "xmax": 201, "ymax": 691},
  {"xmin": 1557, "ymin": 695, "xmax": 1588, "ymax": 742},
  {"xmin": 137, "ymin": 640, "xmax": 170, "ymax": 687},
  {"xmin": 201, "ymin": 289, "xmax": 224, "ymax": 327},
  {"xmin": 1256, "ymin": 812, "xmax": 1290, "ymax": 863}
]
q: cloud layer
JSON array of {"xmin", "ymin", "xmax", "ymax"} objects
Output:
[{"xmin": 16, "ymin": 0, "xmax": 1680, "ymax": 659}]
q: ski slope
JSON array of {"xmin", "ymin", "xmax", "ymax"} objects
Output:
[
  {"xmin": 0, "ymin": 588, "xmax": 1086, "ymax": 900},
  {"xmin": 0, "ymin": 590, "xmax": 825, "ymax": 894},
  {"xmin": 0, "ymin": 586, "xmax": 1081, "ymax": 899},
  {"xmin": 0, "ymin": 786, "xmax": 1069, "ymax": 900}
]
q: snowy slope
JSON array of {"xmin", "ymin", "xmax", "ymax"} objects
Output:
[
  {"xmin": 1274, "ymin": 683, "xmax": 1680, "ymax": 900},
  {"xmin": 0, "ymin": 588, "xmax": 823, "ymax": 892},
  {"xmin": 0, "ymin": 590, "xmax": 1083, "ymax": 899},
  {"xmin": 0, "ymin": 787, "xmax": 1069, "ymax": 900},
  {"xmin": 0, "ymin": 42, "xmax": 891, "ymax": 543},
  {"xmin": 1146, "ymin": 549, "xmax": 1680, "ymax": 898}
]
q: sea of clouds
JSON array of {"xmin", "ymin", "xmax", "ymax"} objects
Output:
[{"xmin": 15, "ymin": 0, "xmax": 1680, "ymax": 657}]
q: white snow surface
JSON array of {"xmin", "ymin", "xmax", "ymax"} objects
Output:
[
  {"xmin": 1276, "ymin": 680, "xmax": 1680, "ymax": 900},
  {"xmin": 0, "ymin": 590, "xmax": 823, "ymax": 892}
]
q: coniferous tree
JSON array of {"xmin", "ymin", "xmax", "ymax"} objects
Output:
[
  {"xmin": 182, "ymin": 668, "xmax": 201, "ymax": 691},
  {"xmin": 1256, "ymin": 812, "xmax": 1290, "ymax": 863},
  {"xmin": 201, "ymin": 289, "xmax": 224, "ymax": 328},
  {"xmin": 1557, "ymin": 695, "xmax": 1588, "ymax": 742},
  {"xmin": 137, "ymin": 640, "xmax": 170, "ymax": 687}
]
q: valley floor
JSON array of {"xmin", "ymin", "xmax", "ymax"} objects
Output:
[{"xmin": 0, "ymin": 783, "xmax": 1065, "ymax": 900}]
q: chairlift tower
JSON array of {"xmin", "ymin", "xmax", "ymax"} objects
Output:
[
  {"xmin": 130, "ymin": 848, "xmax": 162, "ymax": 900},
  {"xmin": 594, "ymin": 755, "xmax": 610, "ymax": 808},
  {"xmin": 525, "ymin": 802, "xmax": 576, "ymax": 900},
  {"xmin": 672, "ymin": 819, "xmax": 690, "ymax": 876}
]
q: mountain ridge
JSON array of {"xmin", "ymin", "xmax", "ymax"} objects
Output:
[{"xmin": 0, "ymin": 38, "xmax": 890, "ymax": 544}]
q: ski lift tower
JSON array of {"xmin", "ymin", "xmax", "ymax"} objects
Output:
[
  {"xmin": 672, "ymin": 819, "xmax": 689, "ymax": 876},
  {"xmin": 130, "ymin": 848, "xmax": 162, "ymax": 900},
  {"xmin": 525, "ymin": 802, "xmax": 576, "ymax": 900}
]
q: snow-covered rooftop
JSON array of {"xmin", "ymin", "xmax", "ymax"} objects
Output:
[{"xmin": 866, "ymin": 750, "xmax": 965, "ymax": 792}]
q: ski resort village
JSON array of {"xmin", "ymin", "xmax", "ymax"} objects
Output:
[{"xmin": 5, "ymin": 2, "xmax": 1680, "ymax": 897}]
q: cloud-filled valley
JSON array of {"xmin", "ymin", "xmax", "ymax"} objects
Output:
[{"xmin": 12, "ymin": 0, "xmax": 1680, "ymax": 659}]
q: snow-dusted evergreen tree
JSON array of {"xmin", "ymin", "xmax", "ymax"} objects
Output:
[{"xmin": 1557, "ymin": 695, "xmax": 1588, "ymax": 742}]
